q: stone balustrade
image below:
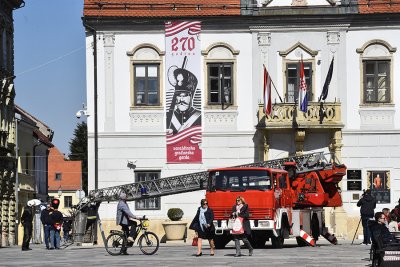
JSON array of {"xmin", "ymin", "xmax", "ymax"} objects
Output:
[{"xmin": 258, "ymin": 102, "xmax": 343, "ymax": 129}]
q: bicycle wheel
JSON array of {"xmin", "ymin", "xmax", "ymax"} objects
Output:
[
  {"xmin": 105, "ymin": 233, "xmax": 125, "ymax": 256},
  {"xmin": 138, "ymin": 231, "xmax": 159, "ymax": 255}
]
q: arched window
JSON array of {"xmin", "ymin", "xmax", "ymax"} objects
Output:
[
  {"xmin": 127, "ymin": 44, "xmax": 164, "ymax": 107},
  {"xmin": 202, "ymin": 43, "xmax": 239, "ymax": 107},
  {"xmin": 357, "ymin": 40, "xmax": 396, "ymax": 104}
]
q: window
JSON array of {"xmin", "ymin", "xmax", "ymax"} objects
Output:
[
  {"xmin": 286, "ymin": 62, "xmax": 312, "ymax": 103},
  {"xmin": 55, "ymin": 173, "xmax": 62, "ymax": 181},
  {"xmin": 134, "ymin": 64, "xmax": 160, "ymax": 106},
  {"xmin": 363, "ymin": 60, "xmax": 390, "ymax": 103},
  {"xmin": 207, "ymin": 63, "xmax": 233, "ymax": 105},
  {"xmin": 135, "ymin": 171, "xmax": 161, "ymax": 210},
  {"xmin": 64, "ymin": 196, "xmax": 72, "ymax": 208}
]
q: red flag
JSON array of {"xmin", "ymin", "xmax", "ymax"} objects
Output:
[{"xmin": 263, "ymin": 65, "xmax": 272, "ymax": 115}]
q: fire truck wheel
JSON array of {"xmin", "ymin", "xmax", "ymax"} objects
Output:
[
  {"xmin": 271, "ymin": 235, "xmax": 284, "ymax": 249},
  {"xmin": 250, "ymin": 238, "xmax": 266, "ymax": 248}
]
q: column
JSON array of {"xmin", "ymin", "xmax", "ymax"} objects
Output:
[{"xmin": 103, "ymin": 33, "xmax": 115, "ymax": 131}]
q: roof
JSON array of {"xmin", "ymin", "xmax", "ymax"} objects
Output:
[
  {"xmin": 83, "ymin": 0, "xmax": 241, "ymax": 17},
  {"xmin": 359, "ymin": 0, "xmax": 400, "ymax": 13}
]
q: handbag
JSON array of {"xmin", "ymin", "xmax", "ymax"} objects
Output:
[
  {"xmin": 231, "ymin": 217, "xmax": 244, "ymax": 235},
  {"xmin": 54, "ymin": 223, "xmax": 62, "ymax": 231},
  {"xmin": 192, "ymin": 237, "xmax": 198, "ymax": 246},
  {"xmin": 227, "ymin": 218, "xmax": 235, "ymax": 230}
]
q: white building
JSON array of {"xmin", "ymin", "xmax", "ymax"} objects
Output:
[{"xmin": 83, "ymin": 0, "xmax": 400, "ymax": 239}]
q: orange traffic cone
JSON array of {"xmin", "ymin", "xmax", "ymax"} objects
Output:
[{"xmin": 299, "ymin": 230, "xmax": 315, "ymax": 246}]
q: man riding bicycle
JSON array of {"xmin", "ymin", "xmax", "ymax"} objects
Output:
[{"xmin": 116, "ymin": 192, "xmax": 139, "ymax": 249}]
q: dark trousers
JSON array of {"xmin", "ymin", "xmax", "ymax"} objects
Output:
[
  {"xmin": 22, "ymin": 223, "xmax": 32, "ymax": 249},
  {"xmin": 233, "ymin": 234, "xmax": 253, "ymax": 255},
  {"xmin": 43, "ymin": 224, "xmax": 52, "ymax": 248},
  {"xmin": 361, "ymin": 216, "xmax": 372, "ymax": 244},
  {"xmin": 121, "ymin": 221, "xmax": 137, "ymax": 239}
]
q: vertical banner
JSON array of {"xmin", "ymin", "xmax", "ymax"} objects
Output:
[{"xmin": 165, "ymin": 21, "xmax": 202, "ymax": 163}]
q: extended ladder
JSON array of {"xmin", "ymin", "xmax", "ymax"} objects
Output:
[{"xmin": 86, "ymin": 152, "xmax": 333, "ymax": 203}]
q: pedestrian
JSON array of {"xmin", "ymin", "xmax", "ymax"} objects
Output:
[
  {"xmin": 382, "ymin": 208, "xmax": 391, "ymax": 227},
  {"xmin": 49, "ymin": 199, "xmax": 63, "ymax": 249},
  {"xmin": 40, "ymin": 204, "xmax": 52, "ymax": 249},
  {"xmin": 231, "ymin": 196, "xmax": 253, "ymax": 257},
  {"xmin": 62, "ymin": 217, "xmax": 72, "ymax": 242},
  {"xmin": 189, "ymin": 199, "xmax": 215, "ymax": 256},
  {"xmin": 21, "ymin": 200, "xmax": 36, "ymax": 251},
  {"xmin": 357, "ymin": 189, "xmax": 376, "ymax": 245},
  {"xmin": 116, "ymin": 192, "xmax": 139, "ymax": 255}
]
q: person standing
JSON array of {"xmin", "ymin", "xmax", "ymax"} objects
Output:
[
  {"xmin": 40, "ymin": 204, "xmax": 52, "ymax": 249},
  {"xmin": 357, "ymin": 189, "xmax": 376, "ymax": 245},
  {"xmin": 116, "ymin": 192, "xmax": 139, "ymax": 255},
  {"xmin": 231, "ymin": 196, "xmax": 253, "ymax": 257},
  {"xmin": 21, "ymin": 200, "xmax": 36, "ymax": 251},
  {"xmin": 189, "ymin": 199, "xmax": 215, "ymax": 256},
  {"xmin": 49, "ymin": 199, "xmax": 63, "ymax": 249}
]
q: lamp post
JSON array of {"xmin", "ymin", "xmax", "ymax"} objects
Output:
[
  {"xmin": 57, "ymin": 186, "xmax": 62, "ymax": 198},
  {"xmin": 14, "ymin": 113, "xmax": 21, "ymax": 245}
]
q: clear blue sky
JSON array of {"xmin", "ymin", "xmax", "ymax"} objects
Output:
[{"xmin": 14, "ymin": 0, "xmax": 86, "ymax": 155}]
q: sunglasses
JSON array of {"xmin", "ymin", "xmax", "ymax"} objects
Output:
[
  {"xmin": 202, "ymin": 202, "xmax": 208, "ymax": 205},
  {"xmin": 236, "ymin": 199, "xmax": 241, "ymax": 202}
]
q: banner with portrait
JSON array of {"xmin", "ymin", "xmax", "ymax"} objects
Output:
[
  {"xmin": 367, "ymin": 170, "xmax": 390, "ymax": 204},
  {"xmin": 165, "ymin": 21, "xmax": 202, "ymax": 163}
]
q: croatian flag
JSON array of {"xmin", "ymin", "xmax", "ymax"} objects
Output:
[
  {"xmin": 298, "ymin": 59, "xmax": 308, "ymax": 113},
  {"xmin": 263, "ymin": 65, "xmax": 272, "ymax": 116}
]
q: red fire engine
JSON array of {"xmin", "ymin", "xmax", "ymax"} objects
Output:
[{"xmin": 206, "ymin": 153, "xmax": 346, "ymax": 248}]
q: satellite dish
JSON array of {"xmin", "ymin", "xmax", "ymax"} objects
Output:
[{"xmin": 76, "ymin": 190, "xmax": 85, "ymax": 199}]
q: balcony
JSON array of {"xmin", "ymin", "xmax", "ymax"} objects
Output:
[
  {"xmin": 18, "ymin": 172, "xmax": 35, "ymax": 192},
  {"xmin": 257, "ymin": 102, "xmax": 343, "ymax": 129}
]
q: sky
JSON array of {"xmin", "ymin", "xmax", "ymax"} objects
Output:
[{"xmin": 14, "ymin": 0, "xmax": 86, "ymax": 155}]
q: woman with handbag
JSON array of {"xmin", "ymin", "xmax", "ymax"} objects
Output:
[
  {"xmin": 231, "ymin": 196, "xmax": 253, "ymax": 257},
  {"xmin": 189, "ymin": 199, "xmax": 215, "ymax": 256}
]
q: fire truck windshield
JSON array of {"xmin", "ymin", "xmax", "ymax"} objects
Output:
[{"xmin": 208, "ymin": 170, "xmax": 271, "ymax": 192}]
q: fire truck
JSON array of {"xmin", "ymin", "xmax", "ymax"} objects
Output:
[
  {"xmin": 72, "ymin": 152, "xmax": 345, "ymax": 249},
  {"xmin": 207, "ymin": 153, "xmax": 346, "ymax": 248}
]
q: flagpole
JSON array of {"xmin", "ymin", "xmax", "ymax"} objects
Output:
[{"xmin": 270, "ymin": 79, "xmax": 283, "ymax": 103}]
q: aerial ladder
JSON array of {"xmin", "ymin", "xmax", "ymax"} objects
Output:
[{"xmin": 70, "ymin": 152, "xmax": 342, "ymax": 246}]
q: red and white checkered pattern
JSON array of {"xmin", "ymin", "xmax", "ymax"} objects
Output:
[{"xmin": 299, "ymin": 230, "xmax": 315, "ymax": 246}]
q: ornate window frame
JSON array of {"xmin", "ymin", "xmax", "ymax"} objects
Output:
[
  {"xmin": 279, "ymin": 42, "xmax": 318, "ymax": 103},
  {"xmin": 127, "ymin": 44, "xmax": 165, "ymax": 110},
  {"xmin": 356, "ymin": 39, "xmax": 396, "ymax": 107},
  {"xmin": 202, "ymin": 42, "xmax": 239, "ymax": 110}
]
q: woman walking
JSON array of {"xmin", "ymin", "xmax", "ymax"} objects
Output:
[
  {"xmin": 231, "ymin": 196, "xmax": 253, "ymax": 257},
  {"xmin": 189, "ymin": 199, "xmax": 215, "ymax": 256}
]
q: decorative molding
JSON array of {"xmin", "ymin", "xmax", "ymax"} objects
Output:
[
  {"xmin": 279, "ymin": 42, "xmax": 318, "ymax": 57},
  {"xmin": 291, "ymin": 0, "xmax": 308, "ymax": 6},
  {"xmin": 327, "ymin": 31, "xmax": 340, "ymax": 45},
  {"xmin": 129, "ymin": 111, "xmax": 164, "ymax": 132},
  {"xmin": 257, "ymin": 32, "xmax": 271, "ymax": 47},
  {"xmin": 127, "ymin": 43, "xmax": 165, "ymax": 57},
  {"xmin": 359, "ymin": 109, "xmax": 395, "ymax": 130},
  {"xmin": 103, "ymin": 33, "xmax": 115, "ymax": 47},
  {"xmin": 356, "ymin": 39, "xmax": 397, "ymax": 54},
  {"xmin": 204, "ymin": 110, "xmax": 238, "ymax": 131},
  {"xmin": 201, "ymin": 42, "xmax": 240, "ymax": 56}
]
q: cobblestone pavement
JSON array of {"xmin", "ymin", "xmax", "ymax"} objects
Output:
[{"xmin": 0, "ymin": 239, "xmax": 372, "ymax": 267}]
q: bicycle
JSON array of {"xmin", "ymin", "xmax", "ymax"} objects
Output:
[{"xmin": 105, "ymin": 216, "xmax": 159, "ymax": 256}]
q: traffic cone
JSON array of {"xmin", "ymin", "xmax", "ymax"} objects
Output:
[
  {"xmin": 299, "ymin": 230, "xmax": 315, "ymax": 246},
  {"xmin": 322, "ymin": 231, "xmax": 338, "ymax": 245}
]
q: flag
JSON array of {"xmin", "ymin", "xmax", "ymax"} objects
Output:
[
  {"xmin": 263, "ymin": 65, "xmax": 272, "ymax": 116},
  {"xmin": 298, "ymin": 59, "xmax": 308, "ymax": 113},
  {"xmin": 319, "ymin": 57, "xmax": 334, "ymax": 102}
]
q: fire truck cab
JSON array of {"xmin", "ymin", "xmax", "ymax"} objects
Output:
[{"xmin": 206, "ymin": 167, "xmax": 294, "ymax": 248}]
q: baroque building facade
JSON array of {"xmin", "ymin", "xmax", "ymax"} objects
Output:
[
  {"xmin": 0, "ymin": 0, "xmax": 24, "ymax": 247},
  {"xmin": 83, "ymin": 0, "xmax": 400, "ymax": 240}
]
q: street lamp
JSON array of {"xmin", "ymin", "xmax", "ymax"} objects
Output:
[
  {"xmin": 14, "ymin": 113, "xmax": 21, "ymax": 245},
  {"xmin": 57, "ymin": 186, "xmax": 62, "ymax": 198}
]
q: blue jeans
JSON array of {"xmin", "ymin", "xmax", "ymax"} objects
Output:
[
  {"xmin": 362, "ymin": 216, "xmax": 372, "ymax": 244},
  {"xmin": 50, "ymin": 229, "xmax": 61, "ymax": 249},
  {"xmin": 43, "ymin": 224, "xmax": 52, "ymax": 248}
]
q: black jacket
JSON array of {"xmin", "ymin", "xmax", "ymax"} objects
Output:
[
  {"xmin": 357, "ymin": 194, "xmax": 376, "ymax": 217},
  {"xmin": 189, "ymin": 207, "xmax": 215, "ymax": 232},
  {"xmin": 49, "ymin": 210, "xmax": 64, "ymax": 225},
  {"xmin": 369, "ymin": 220, "xmax": 397, "ymax": 247},
  {"xmin": 40, "ymin": 208, "xmax": 52, "ymax": 225},
  {"xmin": 232, "ymin": 204, "xmax": 251, "ymax": 236},
  {"xmin": 21, "ymin": 206, "xmax": 33, "ymax": 225}
]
